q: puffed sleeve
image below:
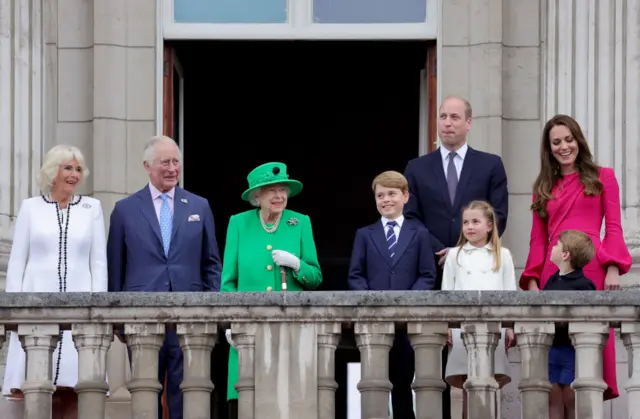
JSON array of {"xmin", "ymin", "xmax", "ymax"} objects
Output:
[
  {"xmin": 519, "ymin": 194, "xmax": 549, "ymax": 289},
  {"xmin": 596, "ymin": 168, "xmax": 632, "ymax": 274},
  {"xmin": 5, "ymin": 199, "xmax": 31, "ymax": 292},
  {"xmin": 292, "ymin": 214, "xmax": 322, "ymax": 289},
  {"xmin": 441, "ymin": 247, "xmax": 458, "ymax": 291},
  {"xmin": 501, "ymin": 248, "xmax": 517, "ymax": 291},
  {"xmin": 220, "ymin": 215, "xmax": 239, "ymax": 292},
  {"xmin": 90, "ymin": 200, "xmax": 108, "ymax": 292}
]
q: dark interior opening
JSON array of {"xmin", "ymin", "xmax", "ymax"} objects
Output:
[{"xmin": 172, "ymin": 39, "xmax": 428, "ymax": 419}]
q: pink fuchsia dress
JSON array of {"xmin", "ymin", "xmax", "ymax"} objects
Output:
[{"xmin": 519, "ymin": 167, "xmax": 632, "ymax": 400}]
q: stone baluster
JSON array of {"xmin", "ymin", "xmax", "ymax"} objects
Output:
[
  {"xmin": 72, "ymin": 324, "xmax": 113, "ymax": 419},
  {"xmin": 177, "ymin": 323, "xmax": 217, "ymax": 419},
  {"xmin": 569, "ymin": 322, "xmax": 608, "ymax": 418},
  {"xmin": 125, "ymin": 323, "xmax": 165, "ymax": 419},
  {"xmin": 461, "ymin": 322, "xmax": 501, "ymax": 419},
  {"xmin": 622, "ymin": 322, "xmax": 640, "ymax": 418},
  {"xmin": 354, "ymin": 322, "xmax": 394, "ymax": 419},
  {"xmin": 317, "ymin": 322, "xmax": 341, "ymax": 419},
  {"xmin": 18, "ymin": 324, "xmax": 60, "ymax": 419},
  {"xmin": 515, "ymin": 322, "xmax": 555, "ymax": 419},
  {"xmin": 233, "ymin": 323, "xmax": 258, "ymax": 419},
  {"xmin": 407, "ymin": 322, "xmax": 447, "ymax": 419}
]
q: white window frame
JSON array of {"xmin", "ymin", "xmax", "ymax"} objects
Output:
[{"xmin": 161, "ymin": 0, "xmax": 438, "ymax": 40}]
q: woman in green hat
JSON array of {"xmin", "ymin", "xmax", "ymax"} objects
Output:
[{"xmin": 221, "ymin": 162, "xmax": 322, "ymax": 415}]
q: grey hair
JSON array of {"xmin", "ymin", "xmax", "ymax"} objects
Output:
[
  {"xmin": 249, "ymin": 185, "xmax": 291, "ymax": 207},
  {"xmin": 142, "ymin": 135, "xmax": 182, "ymax": 165},
  {"xmin": 37, "ymin": 145, "xmax": 89, "ymax": 195}
]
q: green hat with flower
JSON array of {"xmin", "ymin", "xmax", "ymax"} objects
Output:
[{"xmin": 241, "ymin": 162, "xmax": 303, "ymax": 202}]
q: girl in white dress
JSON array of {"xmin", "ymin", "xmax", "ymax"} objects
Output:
[
  {"xmin": 442, "ymin": 200, "xmax": 516, "ymax": 419},
  {"xmin": 3, "ymin": 145, "xmax": 107, "ymax": 419}
]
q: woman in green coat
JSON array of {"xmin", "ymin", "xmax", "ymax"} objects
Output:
[{"xmin": 221, "ymin": 162, "xmax": 322, "ymax": 414}]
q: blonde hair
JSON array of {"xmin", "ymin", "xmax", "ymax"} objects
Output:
[
  {"xmin": 371, "ymin": 171, "xmax": 409, "ymax": 193},
  {"xmin": 456, "ymin": 200, "xmax": 502, "ymax": 272},
  {"xmin": 558, "ymin": 230, "xmax": 595, "ymax": 269},
  {"xmin": 37, "ymin": 145, "xmax": 89, "ymax": 194}
]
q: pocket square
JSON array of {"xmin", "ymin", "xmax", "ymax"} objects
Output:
[{"xmin": 188, "ymin": 214, "xmax": 200, "ymax": 222}]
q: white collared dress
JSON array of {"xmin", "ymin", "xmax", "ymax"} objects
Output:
[
  {"xmin": 2, "ymin": 195, "xmax": 108, "ymax": 397},
  {"xmin": 441, "ymin": 242, "xmax": 517, "ymax": 389}
]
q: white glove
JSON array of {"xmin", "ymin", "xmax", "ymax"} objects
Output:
[
  {"xmin": 225, "ymin": 329, "xmax": 235, "ymax": 347},
  {"xmin": 272, "ymin": 249, "xmax": 301, "ymax": 272}
]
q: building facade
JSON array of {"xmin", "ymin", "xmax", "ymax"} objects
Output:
[{"xmin": 0, "ymin": 0, "xmax": 639, "ymax": 417}]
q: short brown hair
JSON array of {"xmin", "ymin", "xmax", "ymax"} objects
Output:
[
  {"xmin": 372, "ymin": 171, "xmax": 408, "ymax": 193},
  {"xmin": 558, "ymin": 230, "xmax": 595, "ymax": 269},
  {"xmin": 441, "ymin": 95, "xmax": 473, "ymax": 119}
]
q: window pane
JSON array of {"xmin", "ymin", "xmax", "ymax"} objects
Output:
[
  {"xmin": 313, "ymin": 0, "xmax": 426, "ymax": 23},
  {"xmin": 174, "ymin": 0, "xmax": 288, "ymax": 23}
]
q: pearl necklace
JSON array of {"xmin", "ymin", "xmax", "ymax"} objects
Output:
[{"xmin": 260, "ymin": 213, "xmax": 282, "ymax": 234}]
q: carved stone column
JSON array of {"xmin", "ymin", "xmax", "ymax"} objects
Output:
[
  {"xmin": 542, "ymin": 0, "xmax": 640, "ymax": 246},
  {"xmin": 569, "ymin": 322, "xmax": 608, "ymax": 418},
  {"xmin": 317, "ymin": 323, "xmax": 341, "ymax": 419},
  {"xmin": 19, "ymin": 324, "xmax": 60, "ymax": 419},
  {"xmin": 622, "ymin": 322, "xmax": 640, "ymax": 418},
  {"xmin": 177, "ymin": 323, "xmax": 217, "ymax": 419},
  {"xmin": 232, "ymin": 323, "xmax": 258, "ymax": 419},
  {"xmin": 515, "ymin": 322, "xmax": 554, "ymax": 419},
  {"xmin": 125, "ymin": 323, "xmax": 165, "ymax": 419},
  {"xmin": 72, "ymin": 323, "xmax": 113, "ymax": 419},
  {"xmin": 408, "ymin": 322, "xmax": 447, "ymax": 419},
  {"xmin": 461, "ymin": 322, "xmax": 501, "ymax": 419},
  {"xmin": 354, "ymin": 322, "xmax": 394, "ymax": 419}
]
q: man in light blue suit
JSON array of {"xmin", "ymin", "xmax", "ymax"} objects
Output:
[{"xmin": 107, "ymin": 135, "xmax": 222, "ymax": 419}]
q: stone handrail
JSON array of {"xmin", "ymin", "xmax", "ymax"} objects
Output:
[{"xmin": 2, "ymin": 291, "xmax": 640, "ymax": 419}]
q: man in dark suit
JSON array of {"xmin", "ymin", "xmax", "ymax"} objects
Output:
[
  {"xmin": 404, "ymin": 96, "xmax": 508, "ymax": 418},
  {"xmin": 107, "ymin": 136, "xmax": 222, "ymax": 419},
  {"xmin": 348, "ymin": 171, "xmax": 437, "ymax": 419}
]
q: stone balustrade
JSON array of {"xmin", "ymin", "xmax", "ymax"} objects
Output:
[{"xmin": 1, "ymin": 291, "xmax": 640, "ymax": 419}]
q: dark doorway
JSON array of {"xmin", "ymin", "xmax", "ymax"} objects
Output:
[{"xmin": 171, "ymin": 40, "xmax": 430, "ymax": 419}]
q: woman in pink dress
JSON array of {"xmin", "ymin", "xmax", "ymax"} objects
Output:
[{"xmin": 520, "ymin": 114, "xmax": 632, "ymax": 401}]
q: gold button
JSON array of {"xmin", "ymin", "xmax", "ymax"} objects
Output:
[
  {"xmin": 267, "ymin": 265, "xmax": 273, "ymax": 271},
  {"xmin": 267, "ymin": 286, "xmax": 273, "ymax": 292},
  {"xmin": 266, "ymin": 245, "xmax": 272, "ymax": 250}
]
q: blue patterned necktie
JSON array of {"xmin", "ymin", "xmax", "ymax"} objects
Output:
[
  {"xmin": 159, "ymin": 194, "xmax": 173, "ymax": 256},
  {"xmin": 386, "ymin": 220, "xmax": 397, "ymax": 258},
  {"xmin": 447, "ymin": 151, "xmax": 458, "ymax": 205}
]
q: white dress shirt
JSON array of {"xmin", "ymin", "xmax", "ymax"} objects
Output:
[
  {"xmin": 381, "ymin": 215, "xmax": 404, "ymax": 240},
  {"xmin": 440, "ymin": 142, "xmax": 468, "ymax": 180}
]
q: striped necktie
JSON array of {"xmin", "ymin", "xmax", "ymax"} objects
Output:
[{"xmin": 386, "ymin": 220, "xmax": 397, "ymax": 258}]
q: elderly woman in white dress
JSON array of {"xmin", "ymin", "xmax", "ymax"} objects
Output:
[{"xmin": 3, "ymin": 145, "xmax": 107, "ymax": 419}]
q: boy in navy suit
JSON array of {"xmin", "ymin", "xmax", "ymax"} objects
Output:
[{"xmin": 348, "ymin": 171, "xmax": 437, "ymax": 419}]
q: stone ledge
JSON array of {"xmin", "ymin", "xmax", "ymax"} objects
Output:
[
  {"xmin": 0, "ymin": 291, "xmax": 639, "ymax": 326},
  {"xmin": 0, "ymin": 290, "xmax": 638, "ymax": 307}
]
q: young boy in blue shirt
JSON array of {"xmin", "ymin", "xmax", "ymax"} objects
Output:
[
  {"xmin": 543, "ymin": 229, "xmax": 596, "ymax": 419},
  {"xmin": 348, "ymin": 170, "xmax": 437, "ymax": 418}
]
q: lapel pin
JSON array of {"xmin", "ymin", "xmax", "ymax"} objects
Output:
[{"xmin": 181, "ymin": 198, "xmax": 188, "ymax": 204}]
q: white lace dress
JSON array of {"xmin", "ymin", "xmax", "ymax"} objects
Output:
[
  {"xmin": 441, "ymin": 243, "xmax": 516, "ymax": 389},
  {"xmin": 2, "ymin": 195, "xmax": 107, "ymax": 397}
]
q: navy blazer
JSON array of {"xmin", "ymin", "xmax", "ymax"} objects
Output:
[
  {"xmin": 107, "ymin": 186, "xmax": 222, "ymax": 292},
  {"xmin": 348, "ymin": 218, "xmax": 436, "ymax": 291},
  {"xmin": 403, "ymin": 147, "xmax": 508, "ymax": 252}
]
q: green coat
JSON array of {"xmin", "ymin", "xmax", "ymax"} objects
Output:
[{"xmin": 220, "ymin": 208, "xmax": 322, "ymax": 400}]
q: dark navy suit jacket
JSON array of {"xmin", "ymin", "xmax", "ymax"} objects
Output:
[
  {"xmin": 403, "ymin": 146, "xmax": 508, "ymax": 252},
  {"xmin": 107, "ymin": 186, "xmax": 222, "ymax": 292},
  {"xmin": 348, "ymin": 218, "xmax": 436, "ymax": 291}
]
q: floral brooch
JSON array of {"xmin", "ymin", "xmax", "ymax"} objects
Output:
[{"xmin": 287, "ymin": 217, "xmax": 299, "ymax": 226}]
